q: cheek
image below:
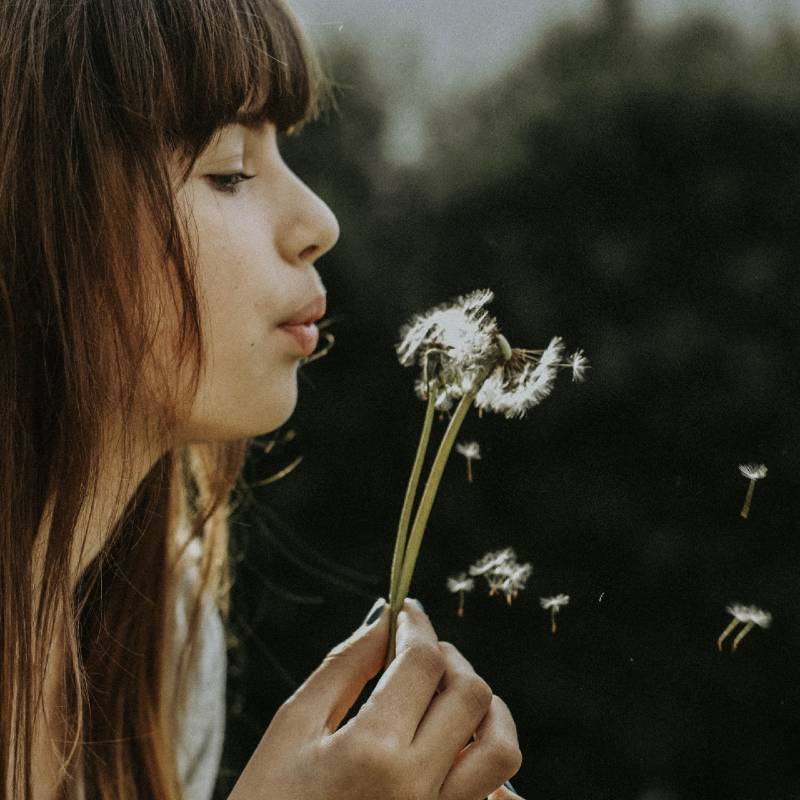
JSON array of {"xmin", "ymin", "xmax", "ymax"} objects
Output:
[{"xmin": 183, "ymin": 240, "xmax": 298, "ymax": 438}]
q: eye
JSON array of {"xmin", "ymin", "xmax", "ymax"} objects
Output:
[{"xmin": 206, "ymin": 172, "xmax": 255, "ymax": 194}]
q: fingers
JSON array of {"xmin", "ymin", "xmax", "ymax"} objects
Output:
[
  {"xmin": 438, "ymin": 695, "xmax": 522, "ymax": 800},
  {"xmin": 353, "ymin": 598, "xmax": 446, "ymax": 741},
  {"xmin": 412, "ymin": 641, "xmax": 494, "ymax": 770},
  {"xmin": 283, "ymin": 599, "xmax": 391, "ymax": 735}
]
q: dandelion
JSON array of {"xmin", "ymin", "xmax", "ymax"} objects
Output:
[
  {"xmin": 397, "ymin": 288, "xmax": 499, "ymax": 402},
  {"xmin": 384, "ymin": 289, "xmax": 587, "ymax": 666},
  {"xmin": 717, "ymin": 603, "xmax": 772, "ymax": 652},
  {"xmin": 446, "ymin": 573, "xmax": 475, "ymax": 617},
  {"xmin": 738, "ymin": 463, "xmax": 767, "ymax": 519},
  {"xmin": 455, "ymin": 440, "xmax": 482, "ymax": 483},
  {"xmin": 540, "ymin": 594, "xmax": 570, "ymax": 634}
]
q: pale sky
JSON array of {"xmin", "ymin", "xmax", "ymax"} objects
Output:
[
  {"xmin": 292, "ymin": 0, "xmax": 800, "ymax": 92},
  {"xmin": 290, "ymin": 0, "xmax": 800, "ymax": 163}
]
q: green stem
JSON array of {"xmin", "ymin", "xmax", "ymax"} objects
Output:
[
  {"xmin": 391, "ymin": 382, "xmax": 483, "ymax": 631},
  {"xmin": 384, "ymin": 390, "xmax": 437, "ymax": 667}
]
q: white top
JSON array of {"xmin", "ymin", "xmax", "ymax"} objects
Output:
[
  {"xmin": 73, "ymin": 537, "xmax": 227, "ymax": 799},
  {"xmin": 169, "ymin": 536, "xmax": 228, "ymax": 799}
]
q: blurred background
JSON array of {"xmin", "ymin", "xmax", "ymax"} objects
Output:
[{"xmin": 213, "ymin": 1, "xmax": 800, "ymax": 798}]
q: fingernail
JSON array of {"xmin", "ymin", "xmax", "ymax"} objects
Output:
[
  {"xmin": 503, "ymin": 780, "xmax": 518, "ymax": 794},
  {"xmin": 409, "ymin": 597, "xmax": 425, "ymax": 613},
  {"xmin": 364, "ymin": 598, "xmax": 385, "ymax": 626}
]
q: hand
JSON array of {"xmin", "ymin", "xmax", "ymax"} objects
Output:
[{"xmin": 227, "ymin": 597, "xmax": 522, "ymax": 800}]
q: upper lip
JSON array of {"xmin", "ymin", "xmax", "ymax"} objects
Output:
[{"xmin": 279, "ymin": 293, "xmax": 326, "ymax": 326}]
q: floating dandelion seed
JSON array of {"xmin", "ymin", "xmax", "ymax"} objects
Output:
[
  {"xmin": 469, "ymin": 548, "xmax": 531, "ymax": 605},
  {"xmin": 446, "ymin": 573, "xmax": 475, "ymax": 617},
  {"xmin": 717, "ymin": 603, "xmax": 772, "ymax": 652},
  {"xmin": 455, "ymin": 440, "xmax": 482, "ymax": 482},
  {"xmin": 738, "ymin": 463, "xmax": 767, "ymax": 519},
  {"xmin": 540, "ymin": 594, "xmax": 570, "ymax": 634},
  {"xmin": 486, "ymin": 573, "xmax": 504, "ymax": 598},
  {"xmin": 568, "ymin": 350, "xmax": 590, "ymax": 383},
  {"xmin": 469, "ymin": 547, "xmax": 517, "ymax": 577},
  {"xmin": 497, "ymin": 561, "xmax": 533, "ymax": 605}
]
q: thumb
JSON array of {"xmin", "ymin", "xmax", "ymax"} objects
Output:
[{"xmin": 290, "ymin": 598, "xmax": 390, "ymax": 735}]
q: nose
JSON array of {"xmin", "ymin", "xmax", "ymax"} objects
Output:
[{"xmin": 278, "ymin": 169, "xmax": 340, "ymax": 265}]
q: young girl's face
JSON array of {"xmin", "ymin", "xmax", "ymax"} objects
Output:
[{"xmin": 168, "ymin": 121, "xmax": 339, "ymax": 442}]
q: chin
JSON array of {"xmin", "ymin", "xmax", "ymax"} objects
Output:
[
  {"xmin": 254, "ymin": 386, "xmax": 298, "ymax": 435},
  {"xmin": 177, "ymin": 387, "xmax": 298, "ymax": 443}
]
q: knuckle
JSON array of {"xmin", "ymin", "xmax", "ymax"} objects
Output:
[
  {"xmin": 487, "ymin": 726, "xmax": 523, "ymax": 779},
  {"xmin": 407, "ymin": 641, "xmax": 445, "ymax": 681},
  {"xmin": 437, "ymin": 640, "xmax": 459, "ymax": 658},
  {"xmin": 460, "ymin": 675, "xmax": 493, "ymax": 717},
  {"xmin": 501, "ymin": 740, "xmax": 524, "ymax": 777}
]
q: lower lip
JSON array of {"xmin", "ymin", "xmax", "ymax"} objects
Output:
[{"xmin": 279, "ymin": 323, "xmax": 319, "ymax": 357}]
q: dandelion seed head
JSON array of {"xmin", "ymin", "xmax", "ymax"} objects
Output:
[
  {"xmin": 447, "ymin": 573, "xmax": 475, "ymax": 593},
  {"xmin": 739, "ymin": 463, "xmax": 768, "ymax": 481},
  {"xmin": 539, "ymin": 336, "xmax": 566, "ymax": 369},
  {"xmin": 540, "ymin": 594, "xmax": 570, "ymax": 611},
  {"xmin": 474, "ymin": 359, "xmax": 558, "ymax": 419},
  {"xmin": 726, "ymin": 603, "xmax": 772, "ymax": 628},
  {"xmin": 395, "ymin": 289, "xmax": 499, "ymax": 376},
  {"xmin": 456, "ymin": 440, "xmax": 482, "ymax": 461}
]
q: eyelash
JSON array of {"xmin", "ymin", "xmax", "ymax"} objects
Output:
[{"xmin": 207, "ymin": 172, "xmax": 255, "ymax": 195}]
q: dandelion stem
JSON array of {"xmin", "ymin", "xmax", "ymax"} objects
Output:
[
  {"xmin": 740, "ymin": 479, "xmax": 756, "ymax": 519},
  {"xmin": 717, "ymin": 618, "xmax": 739, "ymax": 651},
  {"xmin": 466, "ymin": 459, "xmax": 473, "ymax": 483},
  {"xmin": 457, "ymin": 590, "xmax": 465, "ymax": 617},
  {"xmin": 389, "ymin": 375, "xmax": 489, "ymax": 664},
  {"xmin": 732, "ymin": 621, "xmax": 755, "ymax": 652},
  {"xmin": 385, "ymin": 389, "xmax": 438, "ymax": 667},
  {"xmin": 551, "ymin": 609, "xmax": 557, "ymax": 635}
]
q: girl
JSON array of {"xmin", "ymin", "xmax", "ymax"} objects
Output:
[{"xmin": 0, "ymin": 0, "xmax": 523, "ymax": 798}]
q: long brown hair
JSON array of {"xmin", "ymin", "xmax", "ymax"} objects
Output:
[{"xmin": 0, "ymin": 0, "xmax": 324, "ymax": 797}]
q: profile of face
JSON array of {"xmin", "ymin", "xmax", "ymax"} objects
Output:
[{"xmin": 162, "ymin": 121, "xmax": 339, "ymax": 444}]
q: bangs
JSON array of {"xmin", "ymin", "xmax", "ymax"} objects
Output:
[{"xmin": 143, "ymin": 0, "xmax": 324, "ymax": 166}]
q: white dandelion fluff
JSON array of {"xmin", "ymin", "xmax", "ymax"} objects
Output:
[
  {"xmin": 739, "ymin": 464, "xmax": 768, "ymax": 481},
  {"xmin": 498, "ymin": 561, "xmax": 533, "ymax": 606},
  {"xmin": 447, "ymin": 573, "xmax": 475, "ymax": 593},
  {"xmin": 468, "ymin": 547, "xmax": 517, "ymax": 577},
  {"xmin": 718, "ymin": 602, "xmax": 772, "ymax": 652},
  {"xmin": 468, "ymin": 548, "xmax": 531, "ymax": 605},
  {"xmin": 396, "ymin": 289, "xmax": 500, "ymax": 395},
  {"xmin": 397, "ymin": 291, "xmax": 587, "ymax": 419},
  {"xmin": 474, "ymin": 337, "xmax": 568, "ymax": 419},
  {"xmin": 568, "ymin": 349, "xmax": 590, "ymax": 383},
  {"xmin": 738, "ymin": 462, "xmax": 767, "ymax": 519}
]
